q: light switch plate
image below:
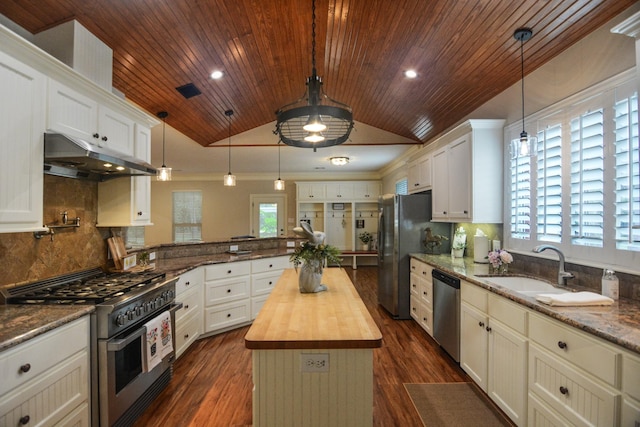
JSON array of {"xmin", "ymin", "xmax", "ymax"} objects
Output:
[{"xmin": 287, "ymin": 241, "xmax": 295, "ymax": 247}]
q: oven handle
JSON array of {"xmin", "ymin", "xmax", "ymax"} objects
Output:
[{"xmin": 107, "ymin": 326, "xmax": 146, "ymax": 352}]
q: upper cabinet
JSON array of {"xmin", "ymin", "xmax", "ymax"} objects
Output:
[
  {"xmin": 47, "ymin": 80, "xmax": 135, "ymax": 156},
  {"xmin": 353, "ymin": 182, "xmax": 382, "ymax": 200},
  {"xmin": 325, "ymin": 182, "xmax": 354, "ymax": 200},
  {"xmin": 430, "ymin": 119, "xmax": 505, "ymax": 223},
  {"xmin": 407, "ymin": 153, "xmax": 432, "ymax": 193},
  {"xmin": 0, "ymin": 51, "xmax": 46, "ymax": 233},
  {"xmin": 297, "ymin": 182, "xmax": 326, "ymax": 201},
  {"xmin": 297, "ymin": 181, "xmax": 381, "ymax": 203}
]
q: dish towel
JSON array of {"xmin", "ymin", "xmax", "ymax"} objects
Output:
[
  {"xmin": 142, "ymin": 310, "xmax": 173, "ymax": 372},
  {"xmin": 535, "ymin": 291, "xmax": 614, "ymax": 307}
]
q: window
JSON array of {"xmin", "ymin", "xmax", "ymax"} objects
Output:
[
  {"xmin": 173, "ymin": 191, "xmax": 202, "ymax": 243},
  {"xmin": 396, "ymin": 178, "xmax": 408, "ymax": 195},
  {"xmin": 507, "ymin": 71, "xmax": 640, "ymax": 270}
]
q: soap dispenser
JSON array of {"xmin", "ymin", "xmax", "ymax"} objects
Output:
[{"xmin": 601, "ymin": 269, "xmax": 619, "ymax": 300}]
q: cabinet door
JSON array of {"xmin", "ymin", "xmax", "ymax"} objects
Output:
[
  {"xmin": 0, "ymin": 52, "xmax": 45, "ymax": 233},
  {"xmin": 488, "ymin": 319, "xmax": 528, "ymax": 425},
  {"xmin": 460, "ymin": 302, "xmax": 489, "ymax": 391},
  {"xmin": 431, "ymin": 147, "xmax": 449, "ymax": 220},
  {"xmin": 47, "ymin": 79, "xmax": 98, "ymax": 142},
  {"xmin": 98, "ymin": 105, "xmax": 135, "ymax": 155},
  {"xmin": 297, "ymin": 182, "xmax": 326, "ymax": 200},
  {"xmin": 418, "ymin": 155, "xmax": 432, "ymax": 190},
  {"xmin": 447, "ymin": 137, "xmax": 471, "ymax": 220},
  {"xmin": 326, "ymin": 182, "xmax": 354, "ymax": 199},
  {"xmin": 408, "ymin": 161, "xmax": 421, "ymax": 192},
  {"xmin": 132, "ymin": 124, "xmax": 152, "ymax": 224},
  {"xmin": 353, "ymin": 182, "xmax": 380, "ymax": 200}
]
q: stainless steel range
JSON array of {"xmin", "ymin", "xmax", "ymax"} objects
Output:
[{"xmin": 2, "ymin": 268, "xmax": 181, "ymax": 427}]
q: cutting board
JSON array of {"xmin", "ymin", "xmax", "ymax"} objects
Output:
[{"xmin": 107, "ymin": 237, "xmax": 127, "ymax": 269}]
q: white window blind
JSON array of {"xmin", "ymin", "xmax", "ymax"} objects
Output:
[
  {"xmin": 536, "ymin": 124, "xmax": 563, "ymax": 242},
  {"xmin": 173, "ymin": 191, "xmax": 202, "ymax": 243},
  {"xmin": 614, "ymin": 93, "xmax": 640, "ymax": 251},
  {"xmin": 570, "ymin": 109, "xmax": 604, "ymax": 247},
  {"xmin": 396, "ymin": 178, "xmax": 408, "ymax": 195},
  {"xmin": 509, "ymin": 154, "xmax": 531, "ymax": 239}
]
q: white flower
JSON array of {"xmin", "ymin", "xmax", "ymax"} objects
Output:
[{"xmin": 500, "ymin": 251, "xmax": 513, "ymax": 264}]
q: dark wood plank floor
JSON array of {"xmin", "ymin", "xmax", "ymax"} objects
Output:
[{"xmin": 134, "ymin": 266, "xmax": 470, "ymax": 426}]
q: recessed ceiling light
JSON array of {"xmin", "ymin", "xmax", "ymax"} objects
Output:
[
  {"xmin": 404, "ymin": 69, "xmax": 418, "ymax": 79},
  {"xmin": 210, "ymin": 70, "xmax": 224, "ymax": 79}
]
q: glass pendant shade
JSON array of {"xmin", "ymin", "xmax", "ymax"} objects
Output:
[
  {"xmin": 224, "ymin": 173, "xmax": 236, "ymax": 186},
  {"xmin": 157, "ymin": 166, "xmax": 172, "ymax": 181},
  {"xmin": 223, "ymin": 109, "xmax": 236, "ymax": 186},
  {"xmin": 510, "ymin": 131, "xmax": 537, "ymax": 159},
  {"xmin": 274, "ymin": 178, "xmax": 285, "ymax": 191}
]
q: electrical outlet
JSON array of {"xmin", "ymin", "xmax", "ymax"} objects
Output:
[
  {"xmin": 286, "ymin": 241, "xmax": 295, "ymax": 247},
  {"xmin": 300, "ymin": 353, "xmax": 329, "ymax": 372},
  {"xmin": 149, "ymin": 251, "xmax": 156, "ymax": 260},
  {"xmin": 230, "ymin": 245, "xmax": 239, "ymax": 252}
]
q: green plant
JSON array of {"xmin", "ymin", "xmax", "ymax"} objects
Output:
[
  {"xmin": 359, "ymin": 231, "xmax": 373, "ymax": 244},
  {"xmin": 289, "ymin": 242, "xmax": 342, "ymax": 269}
]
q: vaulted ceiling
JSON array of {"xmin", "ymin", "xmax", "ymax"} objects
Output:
[{"xmin": 0, "ymin": 0, "xmax": 636, "ymax": 166}]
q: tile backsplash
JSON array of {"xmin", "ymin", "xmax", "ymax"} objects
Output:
[{"xmin": 0, "ymin": 175, "xmax": 109, "ymax": 286}]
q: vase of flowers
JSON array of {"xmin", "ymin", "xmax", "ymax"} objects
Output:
[
  {"xmin": 451, "ymin": 227, "xmax": 467, "ymax": 258},
  {"xmin": 290, "ymin": 242, "xmax": 342, "ymax": 293},
  {"xmin": 359, "ymin": 231, "xmax": 373, "ymax": 251},
  {"xmin": 487, "ymin": 249, "xmax": 513, "ymax": 275}
]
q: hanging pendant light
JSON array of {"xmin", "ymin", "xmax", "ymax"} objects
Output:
[
  {"xmin": 156, "ymin": 111, "xmax": 172, "ymax": 181},
  {"xmin": 274, "ymin": 142, "xmax": 285, "ymax": 191},
  {"xmin": 274, "ymin": 0, "xmax": 353, "ymax": 151},
  {"xmin": 223, "ymin": 109, "xmax": 236, "ymax": 186},
  {"xmin": 511, "ymin": 28, "xmax": 537, "ymax": 159}
]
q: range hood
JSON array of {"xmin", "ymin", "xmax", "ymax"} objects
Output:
[{"xmin": 44, "ymin": 133, "xmax": 157, "ymax": 181}]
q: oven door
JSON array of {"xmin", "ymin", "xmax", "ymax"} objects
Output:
[{"xmin": 98, "ymin": 303, "xmax": 181, "ymax": 426}]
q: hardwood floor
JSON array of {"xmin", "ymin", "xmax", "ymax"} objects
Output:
[{"xmin": 134, "ymin": 266, "xmax": 470, "ymax": 426}]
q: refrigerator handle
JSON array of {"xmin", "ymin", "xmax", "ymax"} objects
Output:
[{"xmin": 377, "ymin": 210, "xmax": 384, "ymax": 263}]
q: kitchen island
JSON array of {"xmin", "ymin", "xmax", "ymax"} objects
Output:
[{"xmin": 245, "ymin": 268, "xmax": 382, "ymax": 427}]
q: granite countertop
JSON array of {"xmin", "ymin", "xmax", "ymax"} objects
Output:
[
  {"xmin": 0, "ymin": 305, "xmax": 94, "ymax": 352},
  {"xmin": 410, "ymin": 253, "xmax": 640, "ymax": 355}
]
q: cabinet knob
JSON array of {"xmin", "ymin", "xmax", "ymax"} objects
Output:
[
  {"xmin": 137, "ymin": 211, "xmax": 143, "ymax": 216},
  {"xmin": 412, "ymin": 307, "xmax": 417, "ymax": 312},
  {"xmin": 557, "ymin": 341, "xmax": 567, "ymax": 350},
  {"xmin": 485, "ymin": 326, "xmax": 492, "ymax": 332},
  {"xmin": 227, "ymin": 289, "xmax": 231, "ymax": 293},
  {"xmin": 185, "ymin": 281, "xmax": 190, "ymax": 286},
  {"xmin": 93, "ymin": 133, "xmax": 99, "ymax": 139},
  {"xmin": 101, "ymin": 136, "xmax": 108, "ymax": 141},
  {"xmin": 478, "ymin": 322, "xmax": 485, "ymax": 328},
  {"xmin": 19, "ymin": 363, "xmax": 31, "ymax": 373},
  {"xmin": 559, "ymin": 386, "xmax": 569, "ymax": 395},
  {"xmin": 184, "ymin": 334, "xmax": 189, "ymax": 338},
  {"xmin": 269, "ymin": 281, "xmax": 273, "ymax": 285},
  {"xmin": 443, "ymin": 211, "xmax": 447, "ymax": 215},
  {"xmin": 412, "ymin": 283, "xmax": 416, "ymax": 288},
  {"xmin": 19, "ymin": 415, "xmax": 30, "ymax": 425},
  {"xmin": 185, "ymin": 304, "xmax": 189, "ymax": 309},
  {"xmin": 227, "ymin": 313, "xmax": 231, "ymax": 318},
  {"xmin": 269, "ymin": 264, "xmax": 273, "ymax": 268},
  {"xmin": 227, "ymin": 270, "xmax": 232, "ymax": 274}
]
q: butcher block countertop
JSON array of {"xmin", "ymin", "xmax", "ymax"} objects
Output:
[{"xmin": 245, "ymin": 268, "xmax": 382, "ymax": 350}]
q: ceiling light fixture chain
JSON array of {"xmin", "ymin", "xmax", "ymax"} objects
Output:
[
  {"xmin": 156, "ymin": 111, "xmax": 171, "ymax": 181},
  {"xmin": 511, "ymin": 28, "xmax": 537, "ymax": 159},
  {"xmin": 274, "ymin": 0, "xmax": 354, "ymax": 150},
  {"xmin": 224, "ymin": 109, "xmax": 236, "ymax": 186}
]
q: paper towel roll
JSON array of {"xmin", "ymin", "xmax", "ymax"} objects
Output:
[{"xmin": 474, "ymin": 235, "xmax": 489, "ymax": 263}]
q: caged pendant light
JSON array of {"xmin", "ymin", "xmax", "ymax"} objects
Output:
[
  {"xmin": 223, "ymin": 109, "xmax": 236, "ymax": 186},
  {"xmin": 511, "ymin": 28, "xmax": 537, "ymax": 159},
  {"xmin": 274, "ymin": 142, "xmax": 285, "ymax": 191},
  {"xmin": 274, "ymin": 0, "xmax": 354, "ymax": 151},
  {"xmin": 156, "ymin": 111, "xmax": 172, "ymax": 181}
]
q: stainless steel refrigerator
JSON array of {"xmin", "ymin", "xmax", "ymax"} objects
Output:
[{"xmin": 377, "ymin": 193, "xmax": 451, "ymax": 319}]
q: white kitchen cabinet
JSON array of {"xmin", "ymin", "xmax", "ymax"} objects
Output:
[
  {"xmin": 0, "ymin": 317, "xmax": 90, "ymax": 426},
  {"xmin": 175, "ymin": 267, "xmax": 204, "ymax": 358},
  {"xmin": 407, "ymin": 153, "xmax": 432, "ymax": 193},
  {"xmin": 297, "ymin": 182, "xmax": 326, "ymax": 200},
  {"xmin": 96, "ymin": 123, "xmax": 153, "ymax": 227},
  {"xmin": 622, "ymin": 353, "xmax": 640, "ymax": 426},
  {"xmin": 0, "ymin": 51, "xmax": 45, "ymax": 233},
  {"xmin": 250, "ymin": 256, "xmax": 290, "ymax": 319},
  {"xmin": 353, "ymin": 181, "xmax": 381, "ymax": 200},
  {"xmin": 203, "ymin": 261, "xmax": 252, "ymax": 333},
  {"xmin": 325, "ymin": 182, "xmax": 354, "ymax": 200},
  {"xmin": 47, "ymin": 79, "xmax": 135, "ymax": 156},
  {"xmin": 409, "ymin": 259, "xmax": 434, "ymax": 336},
  {"xmin": 430, "ymin": 119, "xmax": 504, "ymax": 223},
  {"xmin": 460, "ymin": 282, "xmax": 527, "ymax": 426}
]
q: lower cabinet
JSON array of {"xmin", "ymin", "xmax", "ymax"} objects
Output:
[
  {"xmin": 0, "ymin": 317, "xmax": 90, "ymax": 426},
  {"xmin": 204, "ymin": 261, "xmax": 251, "ymax": 333},
  {"xmin": 250, "ymin": 256, "xmax": 290, "ymax": 319},
  {"xmin": 175, "ymin": 267, "xmax": 204, "ymax": 358},
  {"xmin": 410, "ymin": 259, "xmax": 433, "ymax": 336}
]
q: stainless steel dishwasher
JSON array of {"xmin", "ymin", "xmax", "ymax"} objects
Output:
[{"xmin": 432, "ymin": 269, "xmax": 461, "ymax": 362}]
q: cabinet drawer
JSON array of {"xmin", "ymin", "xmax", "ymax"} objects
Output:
[
  {"xmin": 410, "ymin": 295, "xmax": 422, "ymax": 323},
  {"xmin": 175, "ymin": 286, "xmax": 201, "ymax": 322},
  {"xmin": 205, "ymin": 276, "xmax": 250, "ymax": 306},
  {"xmin": 410, "ymin": 273, "xmax": 420, "ymax": 297},
  {"xmin": 0, "ymin": 350, "xmax": 88, "ymax": 427},
  {"xmin": 419, "ymin": 279, "xmax": 432, "ymax": 308},
  {"xmin": 488, "ymin": 293, "xmax": 527, "ymax": 335},
  {"xmin": 621, "ymin": 397, "xmax": 640, "ymax": 427},
  {"xmin": 529, "ymin": 344, "xmax": 619, "ymax": 426},
  {"xmin": 529, "ymin": 312, "xmax": 620, "ymax": 386},
  {"xmin": 623, "ymin": 353, "xmax": 640, "ymax": 401},
  {"xmin": 528, "ymin": 391, "xmax": 572, "ymax": 427},
  {"xmin": 420, "ymin": 307, "xmax": 433, "ymax": 336},
  {"xmin": 252, "ymin": 271, "xmax": 282, "ymax": 296},
  {"xmin": 205, "ymin": 260, "xmax": 251, "ymax": 280},
  {"xmin": 0, "ymin": 317, "xmax": 89, "ymax": 394},
  {"xmin": 252, "ymin": 256, "xmax": 290, "ymax": 273},
  {"xmin": 176, "ymin": 267, "xmax": 204, "ymax": 295},
  {"xmin": 410, "ymin": 259, "xmax": 432, "ymax": 280},
  {"xmin": 204, "ymin": 300, "xmax": 250, "ymax": 332},
  {"xmin": 251, "ymin": 295, "xmax": 269, "ymax": 320},
  {"xmin": 461, "ymin": 281, "xmax": 488, "ymax": 312},
  {"xmin": 175, "ymin": 309, "xmax": 201, "ymax": 359}
]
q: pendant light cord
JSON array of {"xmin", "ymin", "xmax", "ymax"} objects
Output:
[
  {"xmin": 278, "ymin": 142, "xmax": 281, "ymax": 179},
  {"xmin": 162, "ymin": 117, "xmax": 166, "ymax": 167},
  {"xmin": 520, "ymin": 36, "xmax": 526, "ymax": 135},
  {"xmin": 225, "ymin": 109, "xmax": 234, "ymax": 175}
]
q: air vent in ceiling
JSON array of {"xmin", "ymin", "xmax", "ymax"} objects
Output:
[{"xmin": 176, "ymin": 83, "xmax": 202, "ymax": 99}]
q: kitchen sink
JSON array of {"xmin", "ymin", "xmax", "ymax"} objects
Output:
[{"xmin": 476, "ymin": 275, "xmax": 568, "ymax": 296}]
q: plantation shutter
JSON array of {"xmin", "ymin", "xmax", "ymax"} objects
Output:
[
  {"xmin": 536, "ymin": 124, "xmax": 563, "ymax": 242},
  {"xmin": 509, "ymin": 153, "xmax": 531, "ymax": 240}
]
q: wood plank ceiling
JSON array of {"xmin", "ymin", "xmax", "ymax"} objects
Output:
[{"xmin": 0, "ymin": 0, "xmax": 636, "ymax": 148}]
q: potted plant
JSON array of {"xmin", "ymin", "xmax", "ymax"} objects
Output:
[
  {"xmin": 452, "ymin": 227, "xmax": 466, "ymax": 258},
  {"xmin": 290, "ymin": 241, "xmax": 342, "ymax": 293},
  {"xmin": 359, "ymin": 231, "xmax": 373, "ymax": 251}
]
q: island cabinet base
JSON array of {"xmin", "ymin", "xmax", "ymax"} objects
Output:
[{"xmin": 252, "ymin": 348, "xmax": 373, "ymax": 427}]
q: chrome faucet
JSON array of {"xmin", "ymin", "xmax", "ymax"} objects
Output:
[{"xmin": 532, "ymin": 245, "xmax": 575, "ymax": 286}]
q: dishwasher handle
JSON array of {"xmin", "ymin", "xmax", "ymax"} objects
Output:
[{"xmin": 432, "ymin": 269, "xmax": 461, "ymax": 289}]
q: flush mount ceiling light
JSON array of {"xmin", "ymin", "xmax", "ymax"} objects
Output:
[
  {"xmin": 223, "ymin": 109, "xmax": 236, "ymax": 187},
  {"xmin": 156, "ymin": 111, "xmax": 171, "ymax": 181},
  {"xmin": 274, "ymin": 0, "xmax": 354, "ymax": 151},
  {"xmin": 511, "ymin": 28, "xmax": 537, "ymax": 159},
  {"xmin": 330, "ymin": 156, "xmax": 349, "ymax": 166},
  {"xmin": 404, "ymin": 70, "xmax": 418, "ymax": 79},
  {"xmin": 274, "ymin": 142, "xmax": 285, "ymax": 191}
]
